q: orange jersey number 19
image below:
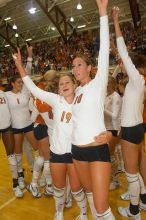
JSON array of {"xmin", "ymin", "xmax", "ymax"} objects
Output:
[{"xmin": 61, "ymin": 111, "xmax": 72, "ymax": 123}]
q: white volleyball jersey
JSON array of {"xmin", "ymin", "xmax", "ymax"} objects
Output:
[
  {"xmin": 29, "ymin": 95, "xmax": 35, "ymax": 112},
  {"xmin": 5, "ymin": 86, "xmax": 32, "ymax": 129},
  {"xmin": 104, "ymin": 91, "xmax": 122, "ymax": 131},
  {"xmin": 40, "ymin": 111, "xmax": 54, "ymax": 136},
  {"xmin": 117, "ymin": 37, "xmax": 145, "ymax": 127},
  {"xmin": 30, "ymin": 105, "xmax": 39, "ymax": 123},
  {"xmin": 72, "ymin": 15, "xmax": 109, "ymax": 145},
  {"xmin": 0, "ymin": 91, "xmax": 11, "ymax": 129},
  {"xmin": 22, "ymin": 76, "xmax": 72, "ymax": 154}
]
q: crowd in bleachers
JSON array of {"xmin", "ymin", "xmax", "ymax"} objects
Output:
[{"xmin": 0, "ymin": 22, "xmax": 146, "ymax": 80}]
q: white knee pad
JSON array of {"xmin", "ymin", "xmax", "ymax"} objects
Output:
[
  {"xmin": 32, "ymin": 156, "xmax": 44, "ymax": 184},
  {"xmin": 96, "ymin": 208, "xmax": 115, "ymax": 220},
  {"xmin": 126, "ymin": 172, "xmax": 139, "ymax": 184},
  {"xmin": 72, "ymin": 189, "xmax": 86, "ymax": 202},
  {"xmin": 65, "ymin": 177, "xmax": 71, "ymax": 200},
  {"xmin": 86, "ymin": 192, "xmax": 97, "ymax": 220},
  {"xmin": 138, "ymin": 173, "xmax": 146, "ymax": 194},
  {"xmin": 54, "ymin": 186, "xmax": 65, "ymax": 198},
  {"xmin": 15, "ymin": 154, "xmax": 23, "ymax": 172},
  {"xmin": 7, "ymin": 154, "xmax": 18, "ymax": 179},
  {"xmin": 43, "ymin": 161, "xmax": 52, "ymax": 185},
  {"xmin": 72, "ymin": 189, "xmax": 87, "ymax": 215},
  {"xmin": 125, "ymin": 172, "xmax": 140, "ymax": 205},
  {"xmin": 8, "ymin": 154, "xmax": 17, "ymax": 166},
  {"xmin": 54, "ymin": 186, "xmax": 66, "ymax": 212},
  {"xmin": 43, "ymin": 161, "xmax": 51, "ymax": 174},
  {"xmin": 15, "ymin": 154, "xmax": 22, "ymax": 162},
  {"xmin": 34, "ymin": 156, "xmax": 44, "ymax": 171}
]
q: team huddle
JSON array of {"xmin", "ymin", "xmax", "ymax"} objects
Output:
[{"xmin": 0, "ymin": 0, "xmax": 146, "ymax": 220}]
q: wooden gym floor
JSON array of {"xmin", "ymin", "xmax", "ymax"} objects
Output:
[{"xmin": 0, "ymin": 139, "xmax": 146, "ymax": 220}]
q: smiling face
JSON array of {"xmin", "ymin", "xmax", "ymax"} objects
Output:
[
  {"xmin": 58, "ymin": 75, "xmax": 76, "ymax": 99},
  {"xmin": 11, "ymin": 77, "xmax": 23, "ymax": 93},
  {"xmin": 72, "ymin": 55, "xmax": 92, "ymax": 86}
]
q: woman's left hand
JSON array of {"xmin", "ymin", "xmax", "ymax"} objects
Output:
[{"xmin": 94, "ymin": 131, "xmax": 112, "ymax": 145}]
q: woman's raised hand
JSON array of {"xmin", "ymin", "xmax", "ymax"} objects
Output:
[
  {"xmin": 12, "ymin": 48, "xmax": 22, "ymax": 65},
  {"xmin": 95, "ymin": 0, "xmax": 108, "ymax": 16},
  {"xmin": 27, "ymin": 46, "xmax": 33, "ymax": 58},
  {"xmin": 111, "ymin": 6, "xmax": 120, "ymax": 22}
]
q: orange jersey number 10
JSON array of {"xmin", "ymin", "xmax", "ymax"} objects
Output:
[{"xmin": 74, "ymin": 94, "xmax": 83, "ymax": 104}]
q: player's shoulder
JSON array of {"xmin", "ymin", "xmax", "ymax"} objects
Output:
[
  {"xmin": 0, "ymin": 90, "xmax": 4, "ymax": 95},
  {"xmin": 5, "ymin": 91, "xmax": 12, "ymax": 96}
]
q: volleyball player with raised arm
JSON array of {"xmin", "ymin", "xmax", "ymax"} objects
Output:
[
  {"xmin": 26, "ymin": 82, "xmax": 54, "ymax": 198},
  {"xmin": 104, "ymin": 76, "xmax": 122, "ymax": 190},
  {"xmin": 13, "ymin": 59, "xmax": 88, "ymax": 219},
  {"xmin": 5, "ymin": 47, "xmax": 38, "ymax": 193},
  {"xmin": 13, "ymin": 1, "xmax": 114, "ymax": 218},
  {"xmin": 71, "ymin": 0, "xmax": 115, "ymax": 219},
  {"xmin": 112, "ymin": 6, "xmax": 146, "ymax": 219}
]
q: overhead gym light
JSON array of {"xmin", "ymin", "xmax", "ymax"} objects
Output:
[
  {"xmin": 77, "ymin": 1, "xmax": 82, "ymax": 10},
  {"xmin": 4, "ymin": 17, "xmax": 11, "ymax": 21},
  {"xmin": 13, "ymin": 24, "xmax": 17, "ymax": 30},
  {"xmin": 26, "ymin": 38, "xmax": 32, "ymax": 41},
  {"xmin": 77, "ymin": 24, "xmax": 86, "ymax": 29},
  {"xmin": 70, "ymin": 16, "xmax": 74, "ymax": 22},
  {"xmin": 15, "ymin": 33, "xmax": 19, "ymax": 37},
  {"xmin": 28, "ymin": 7, "xmax": 36, "ymax": 14},
  {"xmin": 5, "ymin": 44, "xmax": 10, "ymax": 47}
]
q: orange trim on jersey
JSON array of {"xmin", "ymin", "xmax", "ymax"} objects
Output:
[
  {"xmin": 37, "ymin": 82, "xmax": 46, "ymax": 90},
  {"xmin": 35, "ymin": 114, "xmax": 45, "ymax": 124},
  {"xmin": 35, "ymin": 99, "xmax": 53, "ymax": 113},
  {"xmin": 34, "ymin": 98, "xmax": 53, "ymax": 121}
]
